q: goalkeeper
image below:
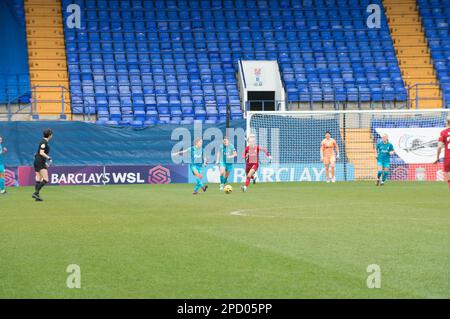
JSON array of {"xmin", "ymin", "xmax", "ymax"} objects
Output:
[{"xmin": 320, "ymin": 131, "xmax": 340, "ymax": 183}]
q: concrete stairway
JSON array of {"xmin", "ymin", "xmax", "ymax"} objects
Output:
[
  {"xmin": 383, "ymin": 0, "xmax": 442, "ymax": 108},
  {"xmin": 24, "ymin": 0, "xmax": 71, "ymax": 117},
  {"xmin": 343, "ymin": 128, "xmax": 378, "ymax": 180}
]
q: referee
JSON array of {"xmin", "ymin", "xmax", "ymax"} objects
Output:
[{"xmin": 32, "ymin": 129, "xmax": 53, "ymax": 201}]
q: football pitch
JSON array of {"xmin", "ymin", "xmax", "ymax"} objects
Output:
[{"xmin": 0, "ymin": 182, "xmax": 448, "ymax": 299}]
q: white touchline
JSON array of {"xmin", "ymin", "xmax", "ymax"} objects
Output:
[
  {"xmin": 228, "ymin": 209, "xmax": 442, "ymax": 221},
  {"xmin": 230, "ymin": 208, "xmax": 277, "ymax": 218}
]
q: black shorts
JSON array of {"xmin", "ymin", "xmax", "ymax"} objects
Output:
[{"xmin": 34, "ymin": 157, "xmax": 47, "ymax": 172}]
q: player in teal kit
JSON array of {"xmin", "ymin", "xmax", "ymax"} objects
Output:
[
  {"xmin": 216, "ymin": 136, "xmax": 237, "ymax": 191},
  {"xmin": 0, "ymin": 136, "xmax": 7, "ymax": 194},
  {"xmin": 172, "ymin": 137, "xmax": 208, "ymax": 195},
  {"xmin": 376, "ymin": 133, "xmax": 395, "ymax": 186}
]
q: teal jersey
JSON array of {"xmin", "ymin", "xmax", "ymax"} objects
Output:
[
  {"xmin": 219, "ymin": 143, "xmax": 236, "ymax": 164},
  {"xmin": 0, "ymin": 143, "xmax": 4, "ymax": 166},
  {"xmin": 377, "ymin": 141, "xmax": 394, "ymax": 161},
  {"xmin": 188, "ymin": 146, "xmax": 204, "ymax": 166}
]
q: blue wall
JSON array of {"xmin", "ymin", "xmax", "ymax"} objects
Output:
[
  {"xmin": 0, "ymin": 0, "xmax": 30, "ymax": 103},
  {"xmin": 0, "ymin": 121, "xmax": 246, "ymax": 166},
  {"xmin": 0, "ymin": 118, "xmax": 348, "ymax": 167}
]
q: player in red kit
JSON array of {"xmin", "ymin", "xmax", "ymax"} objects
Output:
[
  {"xmin": 434, "ymin": 116, "xmax": 450, "ymax": 189},
  {"xmin": 241, "ymin": 134, "xmax": 271, "ymax": 192}
]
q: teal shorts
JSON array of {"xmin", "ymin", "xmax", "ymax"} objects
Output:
[
  {"xmin": 190, "ymin": 164, "xmax": 203, "ymax": 175},
  {"xmin": 219, "ymin": 163, "xmax": 233, "ymax": 172},
  {"xmin": 377, "ymin": 160, "xmax": 390, "ymax": 169}
]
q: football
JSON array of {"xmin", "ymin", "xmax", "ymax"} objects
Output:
[{"xmin": 224, "ymin": 185, "xmax": 233, "ymax": 194}]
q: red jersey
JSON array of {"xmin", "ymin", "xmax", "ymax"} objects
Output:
[
  {"xmin": 439, "ymin": 128, "xmax": 450, "ymax": 162},
  {"xmin": 243, "ymin": 145, "xmax": 269, "ymax": 165}
]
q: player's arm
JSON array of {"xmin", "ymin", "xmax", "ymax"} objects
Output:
[
  {"xmin": 334, "ymin": 140, "xmax": 340, "ymax": 159},
  {"xmin": 434, "ymin": 140, "xmax": 444, "ymax": 164},
  {"xmin": 389, "ymin": 144, "xmax": 395, "ymax": 156},
  {"xmin": 226, "ymin": 151, "xmax": 237, "ymax": 161},
  {"xmin": 320, "ymin": 141, "xmax": 324, "ymax": 162},
  {"xmin": 243, "ymin": 148, "xmax": 248, "ymax": 161},
  {"xmin": 0, "ymin": 146, "xmax": 6, "ymax": 154},
  {"xmin": 258, "ymin": 146, "xmax": 271, "ymax": 159},
  {"xmin": 39, "ymin": 144, "xmax": 51, "ymax": 160},
  {"xmin": 229, "ymin": 147, "xmax": 237, "ymax": 159}
]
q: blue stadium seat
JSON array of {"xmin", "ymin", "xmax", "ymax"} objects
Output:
[
  {"xmin": 418, "ymin": 0, "xmax": 450, "ymax": 105},
  {"xmin": 61, "ymin": 0, "xmax": 410, "ymax": 123}
]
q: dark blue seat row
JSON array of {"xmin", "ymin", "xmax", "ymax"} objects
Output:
[
  {"xmin": 418, "ymin": 0, "xmax": 450, "ymax": 108},
  {"xmin": 61, "ymin": 0, "xmax": 406, "ymax": 125}
]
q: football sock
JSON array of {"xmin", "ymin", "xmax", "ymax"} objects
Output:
[
  {"xmin": 220, "ymin": 176, "xmax": 225, "ymax": 184},
  {"xmin": 194, "ymin": 177, "xmax": 203, "ymax": 192},
  {"xmin": 245, "ymin": 177, "xmax": 251, "ymax": 187},
  {"xmin": 0, "ymin": 176, "xmax": 4, "ymax": 191},
  {"xmin": 447, "ymin": 180, "xmax": 450, "ymax": 189},
  {"xmin": 382, "ymin": 171, "xmax": 388, "ymax": 182},
  {"xmin": 223, "ymin": 175, "xmax": 228, "ymax": 184},
  {"xmin": 35, "ymin": 180, "xmax": 47, "ymax": 194},
  {"xmin": 377, "ymin": 171, "xmax": 382, "ymax": 179}
]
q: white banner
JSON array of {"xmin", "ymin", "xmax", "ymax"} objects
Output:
[{"xmin": 375, "ymin": 127, "xmax": 445, "ymax": 164}]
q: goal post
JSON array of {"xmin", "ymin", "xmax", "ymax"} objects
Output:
[{"xmin": 246, "ymin": 109, "xmax": 450, "ymax": 182}]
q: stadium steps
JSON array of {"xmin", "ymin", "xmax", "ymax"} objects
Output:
[
  {"xmin": 24, "ymin": 0, "xmax": 71, "ymax": 117},
  {"xmin": 383, "ymin": 0, "xmax": 442, "ymax": 108},
  {"xmin": 342, "ymin": 128, "xmax": 378, "ymax": 180}
]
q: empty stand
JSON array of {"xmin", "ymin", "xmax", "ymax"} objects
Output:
[
  {"xmin": 61, "ymin": 0, "xmax": 408, "ymax": 126},
  {"xmin": 0, "ymin": 0, "xmax": 30, "ymax": 104},
  {"xmin": 25, "ymin": 0, "xmax": 71, "ymax": 116},
  {"xmin": 417, "ymin": 0, "xmax": 450, "ymax": 109},
  {"xmin": 384, "ymin": 0, "xmax": 442, "ymax": 108}
]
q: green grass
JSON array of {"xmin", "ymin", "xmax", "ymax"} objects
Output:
[{"xmin": 0, "ymin": 182, "xmax": 448, "ymax": 299}]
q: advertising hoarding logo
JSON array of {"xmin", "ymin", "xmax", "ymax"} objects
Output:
[
  {"xmin": 148, "ymin": 165, "xmax": 171, "ymax": 184},
  {"xmin": 408, "ymin": 164, "xmax": 445, "ymax": 181},
  {"xmin": 5, "ymin": 168, "xmax": 17, "ymax": 187},
  {"xmin": 254, "ymin": 68, "xmax": 263, "ymax": 86},
  {"xmin": 390, "ymin": 164, "xmax": 408, "ymax": 181},
  {"xmin": 375, "ymin": 128, "xmax": 444, "ymax": 164}
]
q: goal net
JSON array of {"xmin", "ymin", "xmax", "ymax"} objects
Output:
[{"xmin": 246, "ymin": 109, "xmax": 450, "ymax": 182}]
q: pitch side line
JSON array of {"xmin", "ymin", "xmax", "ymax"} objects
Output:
[{"xmin": 229, "ymin": 209, "xmax": 445, "ymax": 221}]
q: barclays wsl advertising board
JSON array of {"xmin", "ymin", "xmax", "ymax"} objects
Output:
[
  {"xmin": 14, "ymin": 163, "xmax": 355, "ymax": 186},
  {"xmin": 17, "ymin": 165, "xmax": 189, "ymax": 186}
]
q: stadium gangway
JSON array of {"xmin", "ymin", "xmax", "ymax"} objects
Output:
[
  {"xmin": 31, "ymin": 85, "xmax": 74, "ymax": 120},
  {"xmin": 406, "ymin": 82, "xmax": 447, "ymax": 109}
]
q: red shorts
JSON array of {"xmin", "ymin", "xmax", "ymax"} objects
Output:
[
  {"xmin": 246, "ymin": 163, "xmax": 259, "ymax": 174},
  {"xmin": 444, "ymin": 161, "xmax": 450, "ymax": 173}
]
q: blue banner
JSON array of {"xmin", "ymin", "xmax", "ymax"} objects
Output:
[{"xmin": 189, "ymin": 163, "xmax": 355, "ymax": 183}]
